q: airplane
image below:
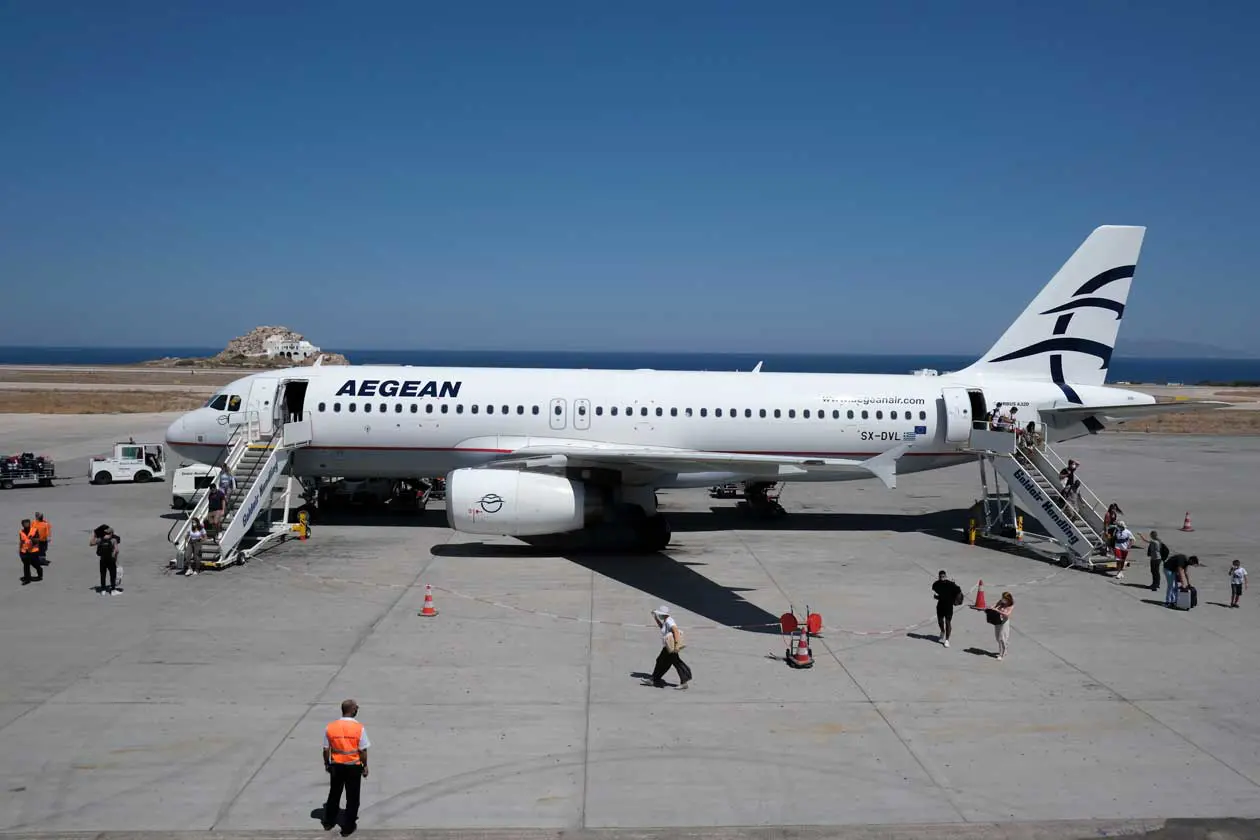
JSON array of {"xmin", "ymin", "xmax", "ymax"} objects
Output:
[{"xmin": 166, "ymin": 225, "xmax": 1219, "ymax": 550}]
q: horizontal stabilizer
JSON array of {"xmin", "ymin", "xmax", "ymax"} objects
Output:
[{"xmin": 1042, "ymin": 400, "xmax": 1231, "ymax": 423}]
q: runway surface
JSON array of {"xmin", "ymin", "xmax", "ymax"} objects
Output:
[{"xmin": 1, "ymin": 413, "xmax": 1258, "ymax": 837}]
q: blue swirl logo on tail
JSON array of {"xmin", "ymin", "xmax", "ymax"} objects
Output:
[{"xmin": 989, "ymin": 265, "xmax": 1134, "ymax": 404}]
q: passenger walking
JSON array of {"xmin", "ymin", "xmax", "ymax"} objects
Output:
[
  {"xmin": 184, "ymin": 518, "xmax": 205, "ymax": 576},
  {"xmin": 31, "ymin": 512, "xmax": 50, "ymax": 566},
  {"xmin": 91, "ymin": 525, "xmax": 121, "ymax": 595},
  {"xmin": 19, "ymin": 519, "xmax": 43, "ymax": 584},
  {"xmin": 1229, "ymin": 560, "xmax": 1248, "ymax": 608},
  {"xmin": 931, "ymin": 570, "xmax": 963, "ymax": 647},
  {"xmin": 1112, "ymin": 521, "xmax": 1133, "ymax": 580},
  {"xmin": 1146, "ymin": 530, "xmax": 1166, "ymax": 591},
  {"xmin": 988, "ymin": 592, "xmax": 1014, "ymax": 660},
  {"xmin": 322, "ymin": 699, "xmax": 369, "ymax": 836},
  {"xmin": 642, "ymin": 605, "xmax": 692, "ymax": 689},
  {"xmin": 207, "ymin": 486, "xmax": 227, "ymax": 534}
]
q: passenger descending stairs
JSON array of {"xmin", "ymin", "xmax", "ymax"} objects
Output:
[
  {"xmin": 170, "ymin": 413, "xmax": 312, "ymax": 570},
  {"xmin": 968, "ymin": 428, "xmax": 1111, "ymax": 568}
]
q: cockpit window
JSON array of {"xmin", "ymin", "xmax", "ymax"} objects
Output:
[
  {"xmin": 208, "ymin": 394, "xmax": 228, "ymax": 411},
  {"xmin": 227, "ymin": 395, "xmax": 242, "ymax": 412}
]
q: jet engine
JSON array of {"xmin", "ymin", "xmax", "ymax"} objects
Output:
[{"xmin": 446, "ymin": 468, "xmax": 588, "ymax": 536}]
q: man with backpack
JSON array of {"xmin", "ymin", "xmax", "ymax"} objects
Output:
[
  {"xmin": 1147, "ymin": 530, "xmax": 1168, "ymax": 591},
  {"xmin": 932, "ymin": 570, "xmax": 964, "ymax": 648}
]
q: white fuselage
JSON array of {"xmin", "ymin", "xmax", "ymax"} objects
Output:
[{"xmin": 165, "ymin": 364, "xmax": 1153, "ymax": 487}]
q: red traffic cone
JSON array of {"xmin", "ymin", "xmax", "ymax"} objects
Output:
[
  {"xmin": 1180, "ymin": 512, "xmax": 1194, "ymax": 532},
  {"xmin": 418, "ymin": 584, "xmax": 438, "ymax": 617},
  {"xmin": 787, "ymin": 628, "xmax": 814, "ymax": 669},
  {"xmin": 972, "ymin": 580, "xmax": 987, "ymax": 610}
]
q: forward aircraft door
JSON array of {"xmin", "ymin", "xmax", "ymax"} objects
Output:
[
  {"xmin": 574, "ymin": 399, "xmax": 591, "ymax": 430},
  {"xmin": 549, "ymin": 398, "xmax": 567, "ymax": 431},
  {"xmin": 940, "ymin": 387, "xmax": 974, "ymax": 443}
]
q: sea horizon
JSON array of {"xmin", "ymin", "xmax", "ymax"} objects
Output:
[{"xmin": 2, "ymin": 345, "xmax": 1259, "ymax": 386}]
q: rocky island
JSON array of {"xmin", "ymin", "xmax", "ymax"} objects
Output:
[{"xmin": 142, "ymin": 326, "xmax": 350, "ymax": 369}]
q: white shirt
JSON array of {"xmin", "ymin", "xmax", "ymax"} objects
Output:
[
  {"xmin": 1115, "ymin": 528, "xmax": 1133, "ymax": 550},
  {"xmin": 1231, "ymin": 566, "xmax": 1248, "ymax": 584},
  {"xmin": 323, "ymin": 717, "xmax": 370, "ymax": 750},
  {"xmin": 658, "ymin": 615, "xmax": 678, "ymax": 644},
  {"xmin": 189, "ymin": 526, "xmax": 205, "ymax": 543}
]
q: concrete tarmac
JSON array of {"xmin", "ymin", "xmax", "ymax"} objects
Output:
[{"xmin": 1, "ymin": 414, "xmax": 1259, "ymax": 837}]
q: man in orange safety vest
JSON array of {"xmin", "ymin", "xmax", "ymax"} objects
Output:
[{"xmin": 321, "ymin": 698, "xmax": 370, "ymax": 835}]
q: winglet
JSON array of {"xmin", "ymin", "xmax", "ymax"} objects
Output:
[
  {"xmin": 861, "ymin": 442, "xmax": 912, "ymax": 490},
  {"xmin": 752, "ymin": 361, "xmax": 763, "ymax": 373}
]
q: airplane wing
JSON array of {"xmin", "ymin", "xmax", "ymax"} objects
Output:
[
  {"xmin": 1042, "ymin": 400, "xmax": 1232, "ymax": 423},
  {"xmin": 479, "ymin": 439, "xmax": 913, "ymax": 489}
]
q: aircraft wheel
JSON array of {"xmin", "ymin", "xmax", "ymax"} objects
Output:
[{"xmin": 639, "ymin": 514, "xmax": 671, "ymax": 552}]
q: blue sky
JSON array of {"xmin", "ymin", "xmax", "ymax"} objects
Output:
[{"xmin": 3, "ymin": 0, "xmax": 1258, "ymax": 354}]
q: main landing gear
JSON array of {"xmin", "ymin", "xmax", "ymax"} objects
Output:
[{"xmin": 619, "ymin": 505, "xmax": 672, "ymax": 552}]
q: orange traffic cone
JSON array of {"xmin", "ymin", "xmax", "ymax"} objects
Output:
[
  {"xmin": 418, "ymin": 584, "xmax": 438, "ymax": 617},
  {"xmin": 1180, "ymin": 512, "xmax": 1194, "ymax": 532},
  {"xmin": 787, "ymin": 628, "xmax": 814, "ymax": 669},
  {"xmin": 972, "ymin": 580, "xmax": 987, "ymax": 610}
]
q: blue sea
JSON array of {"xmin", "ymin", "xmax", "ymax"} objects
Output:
[{"xmin": 1, "ymin": 346, "xmax": 1259, "ymax": 386}]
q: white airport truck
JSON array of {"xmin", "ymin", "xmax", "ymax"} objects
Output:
[
  {"xmin": 89, "ymin": 442, "xmax": 167, "ymax": 485},
  {"xmin": 171, "ymin": 464, "xmax": 222, "ymax": 509}
]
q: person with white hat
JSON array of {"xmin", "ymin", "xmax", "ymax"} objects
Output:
[
  {"xmin": 1113, "ymin": 520, "xmax": 1134, "ymax": 580},
  {"xmin": 642, "ymin": 605, "xmax": 692, "ymax": 690}
]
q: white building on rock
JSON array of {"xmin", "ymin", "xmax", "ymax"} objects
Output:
[{"xmin": 261, "ymin": 335, "xmax": 320, "ymax": 361}]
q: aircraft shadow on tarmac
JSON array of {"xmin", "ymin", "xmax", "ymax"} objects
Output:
[
  {"xmin": 431, "ymin": 540, "xmax": 783, "ymax": 635},
  {"xmin": 671, "ymin": 506, "xmax": 972, "ymax": 540}
]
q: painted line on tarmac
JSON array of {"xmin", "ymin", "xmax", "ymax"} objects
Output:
[{"xmin": 272, "ymin": 564, "xmax": 1065, "ymax": 636}]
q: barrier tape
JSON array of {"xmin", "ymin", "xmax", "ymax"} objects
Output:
[{"xmin": 272, "ymin": 563, "xmax": 1065, "ymax": 637}]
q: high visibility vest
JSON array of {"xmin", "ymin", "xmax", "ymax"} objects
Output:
[
  {"xmin": 19, "ymin": 529, "xmax": 37, "ymax": 554},
  {"xmin": 326, "ymin": 719, "xmax": 364, "ymax": 764},
  {"xmin": 32, "ymin": 520, "xmax": 49, "ymax": 542}
]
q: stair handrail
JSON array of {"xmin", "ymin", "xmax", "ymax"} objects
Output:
[
  {"xmin": 166, "ymin": 417, "xmax": 255, "ymax": 546},
  {"xmin": 219, "ymin": 422, "xmax": 275, "ymax": 532}
]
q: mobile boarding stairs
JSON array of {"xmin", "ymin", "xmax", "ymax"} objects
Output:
[
  {"xmin": 168, "ymin": 411, "xmax": 312, "ymax": 570},
  {"xmin": 966, "ymin": 425, "xmax": 1114, "ymax": 570}
]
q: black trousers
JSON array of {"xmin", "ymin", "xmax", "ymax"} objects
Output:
[
  {"xmin": 21, "ymin": 553, "xmax": 42, "ymax": 580},
  {"xmin": 1150, "ymin": 556, "xmax": 1162, "ymax": 589},
  {"xmin": 652, "ymin": 647, "xmax": 692, "ymax": 684},
  {"xmin": 325, "ymin": 763, "xmax": 363, "ymax": 828},
  {"xmin": 99, "ymin": 556, "xmax": 117, "ymax": 590}
]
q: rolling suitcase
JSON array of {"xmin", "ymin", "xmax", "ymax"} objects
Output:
[{"xmin": 1175, "ymin": 586, "xmax": 1197, "ymax": 610}]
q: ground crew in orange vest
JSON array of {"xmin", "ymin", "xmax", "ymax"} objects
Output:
[
  {"xmin": 31, "ymin": 512, "xmax": 50, "ymax": 565},
  {"xmin": 322, "ymin": 698, "xmax": 370, "ymax": 835},
  {"xmin": 19, "ymin": 519, "xmax": 43, "ymax": 584}
]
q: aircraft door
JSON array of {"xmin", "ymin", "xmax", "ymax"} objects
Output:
[
  {"xmin": 573, "ymin": 399, "xmax": 591, "ymax": 431},
  {"xmin": 549, "ymin": 398, "xmax": 567, "ymax": 430},
  {"xmin": 245, "ymin": 377, "xmax": 280, "ymax": 436},
  {"xmin": 940, "ymin": 387, "xmax": 974, "ymax": 444}
]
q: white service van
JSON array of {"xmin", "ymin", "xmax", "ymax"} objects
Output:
[{"xmin": 172, "ymin": 464, "xmax": 222, "ymax": 510}]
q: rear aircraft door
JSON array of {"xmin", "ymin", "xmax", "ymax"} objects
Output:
[
  {"xmin": 549, "ymin": 398, "xmax": 567, "ymax": 431},
  {"xmin": 573, "ymin": 398, "xmax": 591, "ymax": 430},
  {"xmin": 940, "ymin": 387, "xmax": 974, "ymax": 443}
]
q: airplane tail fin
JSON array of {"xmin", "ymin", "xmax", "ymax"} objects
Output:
[{"xmin": 959, "ymin": 225, "xmax": 1146, "ymax": 399}]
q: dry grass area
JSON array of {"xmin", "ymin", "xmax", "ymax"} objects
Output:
[
  {"xmin": 0, "ymin": 389, "xmax": 208, "ymax": 414},
  {"xmin": 0, "ymin": 368, "xmax": 241, "ymax": 387},
  {"xmin": 1112, "ymin": 409, "xmax": 1260, "ymax": 436}
]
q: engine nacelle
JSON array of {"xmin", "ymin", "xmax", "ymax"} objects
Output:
[{"xmin": 446, "ymin": 468, "xmax": 587, "ymax": 536}]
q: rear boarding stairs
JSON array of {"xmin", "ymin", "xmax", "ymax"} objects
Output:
[
  {"xmin": 966, "ymin": 425, "xmax": 1117, "ymax": 570},
  {"xmin": 168, "ymin": 410, "xmax": 312, "ymax": 570}
]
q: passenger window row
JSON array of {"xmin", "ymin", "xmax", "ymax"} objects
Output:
[{"xmin": 312, "ymin": 401, "xmax": 929, "ymax": 422}]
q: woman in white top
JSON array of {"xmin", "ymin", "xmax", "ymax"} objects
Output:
[
  {"xmin": 642, "ymin": 605, "xmax": 692, "ymax": 690},
  {"xmin": 185, "ymin": 517, "xmax": 205, "ymax": 576}
]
